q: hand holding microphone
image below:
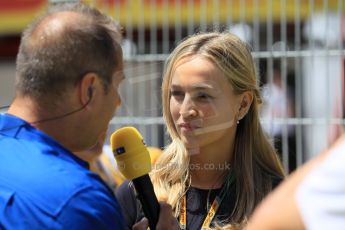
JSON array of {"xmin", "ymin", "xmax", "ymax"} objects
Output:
[{"xmin": 110, "ymin": 127, "xmax": 160, "ymax": 230}]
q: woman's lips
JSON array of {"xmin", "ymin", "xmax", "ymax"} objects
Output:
[
  {"xmin": 179, "ymin": 123, "xmax": 194, "ymax": 132},
  {"xmin": 178, "ymin": 122, "xmax": 202, "ymax": 132}
]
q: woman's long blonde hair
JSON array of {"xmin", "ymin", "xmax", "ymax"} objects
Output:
[{"xmin": 151, "ymin": 32, "xmax": 285, "ymax": 226}]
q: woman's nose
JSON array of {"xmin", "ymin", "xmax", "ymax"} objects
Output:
[{"xmin": 179, "ymin": 97, "xmax": 198, "ymax": 118}]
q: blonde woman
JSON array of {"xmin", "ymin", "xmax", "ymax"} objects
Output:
[{"xmin": 116, "ymin": 32, "xmax": 285, "ymax": 230}]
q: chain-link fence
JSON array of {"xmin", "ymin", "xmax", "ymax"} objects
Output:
[{"xmin": 96, "ymin": 0, "xmax": 344, "ymax": 172}]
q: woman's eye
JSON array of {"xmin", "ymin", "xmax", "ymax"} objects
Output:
[
  {"xmin": 170, "ymin": 90, "xmax": 184, "ymax": 97},
  {"xmin": 196, "ymin": 92, "xmax": 213, "ymax": 100}
]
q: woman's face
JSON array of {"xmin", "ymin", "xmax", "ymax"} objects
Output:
[{"xmin": 169, "ymin": 56, "xmax": 242, "ymax": 154}]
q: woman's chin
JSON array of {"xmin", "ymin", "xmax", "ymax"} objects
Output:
[
  {"xmin": 181, "ymin": 140, "xmax": 201, "ymax": 155},
  {"xmin": 186, "ymin": 147, "xmax": 201, "ymax": 155}
]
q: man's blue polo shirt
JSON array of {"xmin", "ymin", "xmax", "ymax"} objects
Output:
[{"xmin": 0, "ymin": 114, "xmax": 124, "ymax": 229}]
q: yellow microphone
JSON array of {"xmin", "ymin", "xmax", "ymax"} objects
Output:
[{"xmin": 110, "ymin": 127, "xmax": 159, "ymax": 230}]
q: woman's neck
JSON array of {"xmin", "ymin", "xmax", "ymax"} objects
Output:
[
  {"xmin": 190, "ymin": 169, "xmax": 229, "ymax": 189},
  {"xmin": 189, "ymin": 145, "xmax": 232, "ymax": 189}
]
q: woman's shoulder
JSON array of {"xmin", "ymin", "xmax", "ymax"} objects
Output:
[
  {"xmin": 116, "ymin": 180, "xmax": 134, "ymax": 197},
  {"xmin": 270, "ymin": 174, "xmax": 284, "ymax": 189},
  {"xmin": 115, "ymin": 180, "xmax": 143, "ymax": 229}
]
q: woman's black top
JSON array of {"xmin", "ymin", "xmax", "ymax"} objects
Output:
[{"xmin": 115, "ymin": 176, "xmax": 282, "ymax": 230}]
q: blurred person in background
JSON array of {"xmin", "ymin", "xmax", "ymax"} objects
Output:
[
  {"xmin": 261, "ymin": 60, "xmax": 296, "ymax": 172},
  {"xmin": 116, "ymin": 32, "xmax": 285, "ymax": 230},
  {"xmin": 246, "ymin": 133, "xmax": 345, "ymax": 230}
]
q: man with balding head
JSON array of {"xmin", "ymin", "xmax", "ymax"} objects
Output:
[
  {"xmin": 0, "ymin": 3, "xmax": 125, "ymax": 228},
  {"xmin": 0, "ymin": 3, "xmax": 180, "ymax": 229}
]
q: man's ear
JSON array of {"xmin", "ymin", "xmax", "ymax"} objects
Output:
[
  {"xmin": 237, "ymin": 91, "xmax": 254, "ymax": 120},
  {"xmin": 79, "ymin": 73, "xmax": 97, "ymax": 106}
]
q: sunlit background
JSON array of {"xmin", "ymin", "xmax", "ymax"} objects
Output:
[{"xmin": 1, "ymin": 0, "xmax": 344, "ymax": 173}]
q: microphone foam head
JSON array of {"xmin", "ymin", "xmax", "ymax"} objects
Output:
[{"xmin": 110, "ymin": 126, "xmax": 151, "ymax": 180}]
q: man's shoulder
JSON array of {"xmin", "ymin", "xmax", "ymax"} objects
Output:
[
  {"xmin": 0, "ymin": 181, "xmax": 124, "ymax": 228},
  {"xmin": 0, "ymin": 134, "xmax": 119, "ymax": 220},
  {"xmin": 0, "ymin": 157, "xmax": 122, "ymax": 228}
]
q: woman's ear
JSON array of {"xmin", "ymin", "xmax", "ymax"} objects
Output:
[{"xmin": 237, "ymin": 91, "xmax": 254, "ymax": 120}]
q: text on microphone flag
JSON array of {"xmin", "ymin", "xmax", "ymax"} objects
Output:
[{"xmin": 116, "ymin": 146, "xmax": 126, "ymax": 155}]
